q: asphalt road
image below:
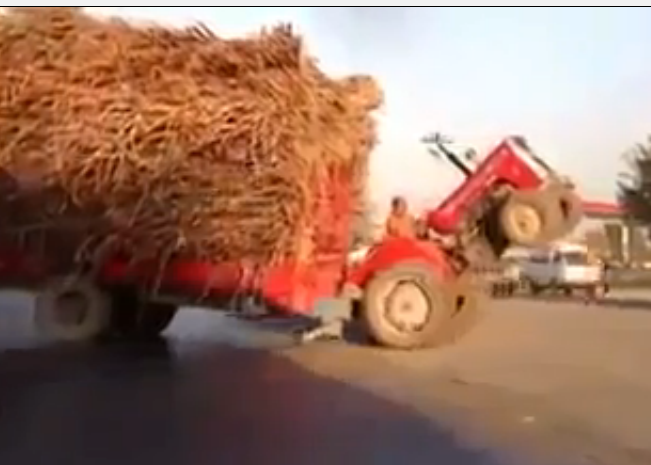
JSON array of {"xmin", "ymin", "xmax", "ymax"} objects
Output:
[{"xmin": 1, "ymin": 290, "xmax": 651, "ymax": 465}]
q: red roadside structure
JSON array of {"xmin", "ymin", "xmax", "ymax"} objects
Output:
[
  {"xmin": 582, "ymin": 201, "xmax": 626, "ymax": 219},
  {"xmin": 578, "ymin": 200, "xmax": 651, "ymax": 265}
]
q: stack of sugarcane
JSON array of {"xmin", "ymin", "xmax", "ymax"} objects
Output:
[{"xmin": 0, "ymin": 7, "xmax": 382, "ymax": 268}]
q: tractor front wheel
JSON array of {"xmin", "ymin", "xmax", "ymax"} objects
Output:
[{"xmin": 499, "ymin": 190, "xmax": 557, "ymax": 246}]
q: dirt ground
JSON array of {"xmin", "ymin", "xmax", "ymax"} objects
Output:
[{"xmin": 285, "ymin": 292, "xmax": 651, "ymax": 465}]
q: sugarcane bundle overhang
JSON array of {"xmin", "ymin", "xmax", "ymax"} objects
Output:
[{"xmin": 0, "ymin": 8, "xmax": 382, "ymax": 268}]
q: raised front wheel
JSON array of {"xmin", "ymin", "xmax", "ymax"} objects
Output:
[
  {"xmin": 34, "ymin": 276, "xmax": 111, "ymax": 343},
  {"xmin": 500, "ymin": 186, "xmax": 583, "ymax": 246},
  {"xmin": 499, "ymin": 193, "xmax": 547, "ymax": 246},
  {"xmin": 362, "ymin": 263, "xmax": 453, "ymax": 350}
]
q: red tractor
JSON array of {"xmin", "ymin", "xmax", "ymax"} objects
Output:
[
  {"xmin": 328, "ymin": 134, "xmax": 582, "ymax": 348},
  {"xmin": 9, "ymin": 134, "xmax": 582, "ymax": 349},
  {"xmin": 424, "ymin": 133, "xmax": 581, "ymax": 257}
]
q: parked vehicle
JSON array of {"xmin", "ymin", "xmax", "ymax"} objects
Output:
[{"xmin": 520, "ymin": 242, "xmax": 604, "ymax": 296}]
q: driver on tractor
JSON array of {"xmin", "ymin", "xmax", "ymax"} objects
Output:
[{"xmin": 385, "ymin": 196, "xmax": 416, "ymax": 238}]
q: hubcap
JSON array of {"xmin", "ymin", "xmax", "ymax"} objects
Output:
[
  {"xmin": 54, "ymin": 291, "xmax": 88, "ymax": 326},
  {"xmin": 508, "ymin": 204, "xmax": 542, "ymax": 241},
  {"xmin": 384, "ymin": 282, "xmax": 430, "ymax": 333}
]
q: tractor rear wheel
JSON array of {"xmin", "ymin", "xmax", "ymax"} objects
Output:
[{"xmin": 362, "ymin": 263, "xmax": 454, "ymax": 350}]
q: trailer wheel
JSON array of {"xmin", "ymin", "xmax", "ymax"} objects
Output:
[
  {"xmin": 499, "ymin": 190, "xmax": 556, "ymax": 246},
  {"xmin": 34, "ymin": 276, "xmax": 111, "ymax": 343},
  {"xmin": 362, "ymin": 263, "xmax": 453, "ymax": 350},
  {"xmin": 135, "ymin": 303, "xmax": 178, "ymax": 338},
  {"xmin": 108, "ymin": 289, "xmax": 177, "ymax": 339}
]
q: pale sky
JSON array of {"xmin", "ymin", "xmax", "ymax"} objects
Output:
[{"xmin": 87, "ymin": 6, "xmax": 651, "ymax": 211}]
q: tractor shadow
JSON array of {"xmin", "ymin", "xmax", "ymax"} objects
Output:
[
  {"xmin": 0, "ymin": 298, "xmax": 498, "ymax": 465},
  {"xmin": 0, "ymin": 342, "xmax": 497, "ymax": 465}
]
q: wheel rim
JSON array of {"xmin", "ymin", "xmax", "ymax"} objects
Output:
[
  {"xmin": 507, "ymin": 204, "xmax": 542, "ymax": 241},
  {"xmin": 54, "ymin": 291, "xmax": 89, "ymax": 326},
  {"xmin": 383, "ymin": 281, "xmax": 431, "ymax": 333}
]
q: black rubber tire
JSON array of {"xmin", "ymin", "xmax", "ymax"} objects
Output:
[
  {"xmin": 530, "ymin": 282, "xmax": 544, "ymax": 296},
  {"xmin": 499, "ymin": 190, "xmax": 558, "ymax": 246},
  {"xmin": 135, "ymin": 303, "xmax": 178, "ymax": 338},
  {"xmin": 507, "ymin": 282, "xmax": 516, "ymax": 296},
  {"xmin": 34, "ymin": 276, "xmax": 111, "ymax": 343},
  {"xmin": 362, "ymin": 263, "xmax": 453, "ymax": 350},
  {"xmin": 108, "ymin": 288, "xmax": 178, "ymax": 339}
]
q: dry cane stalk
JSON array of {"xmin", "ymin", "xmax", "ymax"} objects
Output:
[{"xmin": 0, "ymin": 7, "xmax": 383, "ymax": 286}]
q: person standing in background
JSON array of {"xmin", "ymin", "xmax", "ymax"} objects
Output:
[
  {"xmin": 601, "ymin": 259, "xmax": 611, "ymax": 296},
  {"xmin": 584, "ymin": 254, "xmax": 608, "ymax": 305}
]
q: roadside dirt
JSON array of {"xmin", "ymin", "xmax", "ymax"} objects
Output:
[{"xmin": 286, "ymin": 296, "xmax": 651, "ymax": 465}]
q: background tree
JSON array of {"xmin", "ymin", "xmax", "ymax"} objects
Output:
[{"xmin": 618, "ymin": 137, "xmax": 651, "ymax": 223}]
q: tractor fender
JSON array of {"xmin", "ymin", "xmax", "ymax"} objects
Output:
[{"xmin": 345, "ymin": 237, "xmax": 455, "ymax": 291}]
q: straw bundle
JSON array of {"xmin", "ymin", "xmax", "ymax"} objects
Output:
[{"xmin": 0, "ymin": 7, "xmax": 382, "ymax": 268}]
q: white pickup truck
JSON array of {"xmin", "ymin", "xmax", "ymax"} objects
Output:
[{"xmin": 520, "ymin": 243, "xmax": 605, "ymax": 296}]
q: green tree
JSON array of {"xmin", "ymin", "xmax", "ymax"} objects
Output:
[{"xmin": 618, "ymin": 138, "xmax": 651, "ymax": 223}]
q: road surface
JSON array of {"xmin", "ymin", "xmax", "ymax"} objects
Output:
[{"xmin": 0, "ymin": 290, "xmax": 651, "ymax": 465}]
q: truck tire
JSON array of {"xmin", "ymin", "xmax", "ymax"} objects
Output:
[
  {"xmin": 34, "ymin": 276, "xmax": 111, "ymax": 343},
  {"xmin": 499, "ymin": 190, "xmax": 557, "ymax": 246},
  {"xmin": 108, "ymin": 288, "xmax": 177, "ymax": 339},
  {"xmin": 362, "ymin": 263, "xmax": 454, "ymax": 350}
]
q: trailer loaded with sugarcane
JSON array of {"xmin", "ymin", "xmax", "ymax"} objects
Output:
[{"xmin": 0, "ymin": 8, "xmax": 582, "ymax": 349}]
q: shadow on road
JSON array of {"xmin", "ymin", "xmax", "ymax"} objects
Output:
[{"xmin": 0, "ymin": 337, "xmax": 501, "ymax": 465}]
